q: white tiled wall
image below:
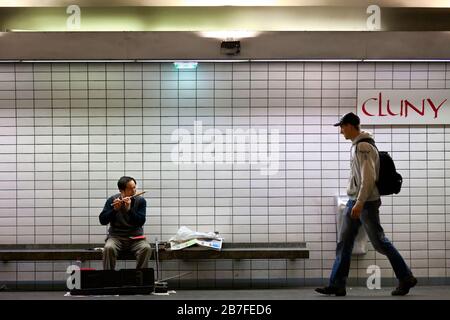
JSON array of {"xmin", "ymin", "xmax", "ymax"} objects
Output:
[{"xmin": 0, "ymin": 62, "xmax": 449, "ymax": 287}]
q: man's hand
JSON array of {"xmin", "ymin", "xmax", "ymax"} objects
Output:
[
  {"xmin": 122, "ymin": 196, "xmax": 131, "ymax": 211},
  {"xmin": 351, "ymin": 201, "xmax": 364, "ymax": 219},
  {"xmin": 112, "ymin": 197, "xmax": 122, "ymax": 210}
]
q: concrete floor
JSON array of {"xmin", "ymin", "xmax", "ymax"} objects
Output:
[{"xmin": 0, "ymin": 286, "xmax": 449, "ymax": 300}]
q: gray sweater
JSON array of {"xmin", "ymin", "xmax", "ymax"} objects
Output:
[
  {"xmin": 347, "ymin": 131, "xmax": 380, "ymax": 203},
  {"xmin": 99, "ymin": 194, "xmax": 147, "ymax": 238}
]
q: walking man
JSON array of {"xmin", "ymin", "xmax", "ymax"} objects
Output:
[{"xmin": 315, "ymin": 112, "xmax": 417, "ymax": 296}]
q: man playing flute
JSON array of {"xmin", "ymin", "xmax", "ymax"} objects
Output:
[{"xmin": 99, "ymin": 176, "xmax": 152, "ymax": 270}]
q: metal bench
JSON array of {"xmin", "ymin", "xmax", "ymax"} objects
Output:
[{"xmin": 0, "ymin": 242, "xmax": 309, "ymax": 262}]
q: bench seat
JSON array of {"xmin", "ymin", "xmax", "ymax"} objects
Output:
[{"xmin": 0, "ymin": 242, "xmax": 309, "ymax": 261}]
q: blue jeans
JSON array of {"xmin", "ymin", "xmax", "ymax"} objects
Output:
[{"xmin": 329, "ymin": 199, "xmax": 412, "ymax": 288}]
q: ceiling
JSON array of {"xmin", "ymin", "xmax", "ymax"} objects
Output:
[
  {"xmin": 1, "ymin": 1, "xmax": 449, "ymax": 32},
  {"xmin": 1, "ymin": 0, "xmax": 450, "ymax": 7}
]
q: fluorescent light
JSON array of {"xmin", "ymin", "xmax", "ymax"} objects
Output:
[
  {"xmin": 173, "ymin": 61, "xmax": 198, "ymax": 69},
  {"xmin": 193, "ymin": 59, "xmax": 248, "ymax": 62},
  {"xmin": 199, "ymin": 30, "xmax": 260, "ymax": 40},
  {"xmin": 138, "ymin": 59, "xmax": 249, "ymax": 62},
  {"xmin": 185, "ymin": 0, "xmax": 276, "ymax": 6}
]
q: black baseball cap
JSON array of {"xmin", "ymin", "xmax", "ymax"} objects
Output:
[{"xmin": 333, "ymin": 112, "xmax": 360, "ymax": 127}]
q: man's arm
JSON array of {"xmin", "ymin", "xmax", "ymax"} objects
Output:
[
  {"xmin": 351, "ymin": 142, "xmax": 377, "ymax": 219},
  {"xmin": 128, "ymin": 197, "xmax": 147, "ymax": 227},
  {"xmin": 356, "ymin": 142, "xmax": 377, "ymax": 204},
  {"xmin": 99, "ymin": 197, "xmax": 116, "ymax": 225}
]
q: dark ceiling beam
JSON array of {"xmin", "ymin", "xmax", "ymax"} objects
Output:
[{"xmin": 1, "ymin": 31, "xmax": 450, "ymax": 60}]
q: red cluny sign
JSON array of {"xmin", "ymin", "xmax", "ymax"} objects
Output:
[{"xmin": 357, "ymin": 90, "xmax": 449, "ymax": 125}]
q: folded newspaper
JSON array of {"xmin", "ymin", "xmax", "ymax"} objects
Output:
[{"xmin": 168, "ymin": 226, "xmax": 223, "ymax": 251}]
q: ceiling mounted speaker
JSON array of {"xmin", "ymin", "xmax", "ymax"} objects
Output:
[{"xmin": 220, "ymin": 40, "xmax": 241, "ymax": 56}]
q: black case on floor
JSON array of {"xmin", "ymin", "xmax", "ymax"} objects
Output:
[{"xmin": 70, "ymin": 268, "xmax": 154, "ymax": 295}]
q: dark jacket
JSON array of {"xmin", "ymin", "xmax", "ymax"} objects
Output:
[{"xmin": 99, "ymin": 194, "xmax": 147, "ymax": 238}]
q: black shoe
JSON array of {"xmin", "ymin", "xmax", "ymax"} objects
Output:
[
  {"xmin": 391, "ymin": 276, "xmax": 418, "ymax": 296},
  {"xmin": 315, "ymin": 286, "xmax": 347, "ymax": 296}
]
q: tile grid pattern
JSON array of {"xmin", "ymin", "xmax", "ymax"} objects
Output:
[{"xmin": 0, "ymin": 62, "xmax": 449, "ymax": 287}]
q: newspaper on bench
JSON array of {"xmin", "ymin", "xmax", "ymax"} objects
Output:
[{"xmin": 168, "ymin": 226, "xmax": 223, "ymax": 251}]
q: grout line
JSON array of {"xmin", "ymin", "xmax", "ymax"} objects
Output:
[
  {"xmin": 159, "ymin": 64, "xmax": 162, "ymax": 242},
  {"xmin": 13, "ymin": 63, "xmax": 17, "ymax": 247},
  {"xmin": 320, "ymin": 62, "xmax": 324, "ymax": 276},
  {"xmin": 266, "ymin": 63, "xmax": 269, "ymax": 248},
  {"xmin": 141, "ymin": 62, "xmax": 144, "ymax": 241},
  {"xmin": 426, "ymin": 62, "xmax": 430, "ymax": 282},
  {"xmin": 177, "ymin": 62, "xmax": 181, "ymax": 239},
  {"xmin": 14, "ymin": 62, "xmax": 18, "ymax": 288},
  {"xmin": 32, "ymin": 63, "xmax": 36, "ymax": 247},
  {"xmin": 445, "ymin": 62, "xmax": 448, "ymax": 281},
  {"xmin": 213, "ymin": 63, "xmax": 217, "ymax": 288},
  {"xmin": 50, "ymin": 62, "xmax": 54, "ymax": 246},
  {"xmin": 69, "ymin": 62, "xmax": 72, "ymax": 245},
  {"xmin": 302, "ymin": 62, "xmax": 305, "ymax": 284},
  {"xmin": 409, "ymin": 62, "xmax": 412, "ymax": 274},
  {"xmin": 50, "ymin": 63, "xmax": 54, "ymax": 284},
  {"xmin": 284, "ymin": 61, "xmax": 288, "ymax": 283},
  {"xmin": 247, "ymin": 62, "xmax": 250, "ymax": 246}
]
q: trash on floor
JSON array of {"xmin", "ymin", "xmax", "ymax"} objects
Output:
[{"xmin": 151, "ymin": 290, "xmax": 176, "ymax": 296}]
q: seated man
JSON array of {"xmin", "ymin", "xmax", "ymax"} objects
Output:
[{"xmin": 99, "ymin": 176, "xmax": 151, "ymax": 270}]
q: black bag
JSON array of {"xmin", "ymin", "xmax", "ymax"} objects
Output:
[
  {"xmin": 356, "ymin": 138, "xmax": 403, "ymax": 196},
  {"xmin": 70, "ymin": 268, "xmax": 155, "ymax": 296}
]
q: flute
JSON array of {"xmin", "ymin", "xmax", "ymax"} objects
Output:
[{"xmin": 111, "ymin": 191, "xmax": 146, "ymax": 207}]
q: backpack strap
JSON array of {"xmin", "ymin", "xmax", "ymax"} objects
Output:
[
  {"xmin": 356, "ymin": 138, "xmax": 378, "ymax": 151},
  {"xmin": 355, "ymin": 138, "xmax": 380, "ymax": 182}
]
